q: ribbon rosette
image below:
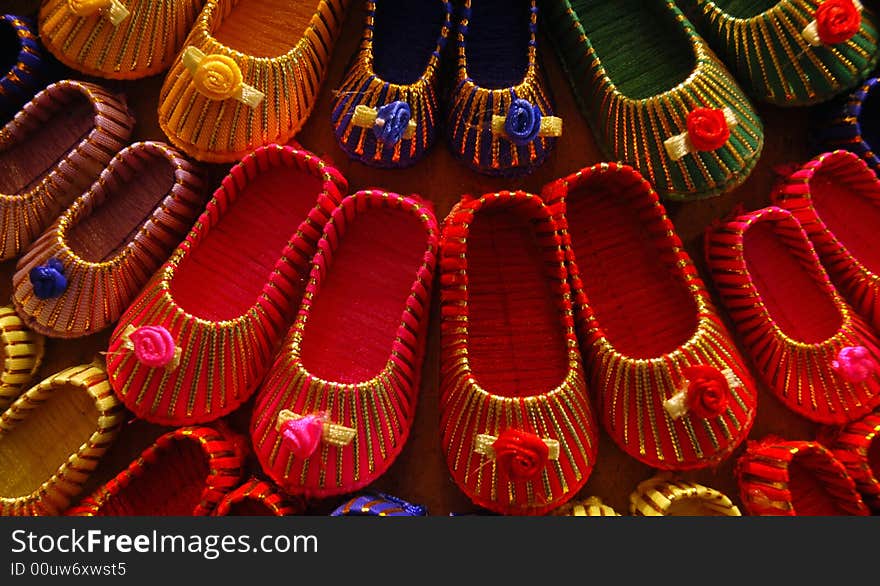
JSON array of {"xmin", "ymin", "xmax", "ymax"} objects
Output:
[
  {"xmin": 802, "ymin": 0, "xmax": 862, "ymax": 46},
  {"xmin": 121, "ymin": 324, "xmax": 181, "ymax": 371},
  {"xmin": 182, "ymin": 46, "xmax": 264, "ymax": 108},
  {"xmin": 831, "ymin": 345, "xmax": 877, "ymax": 383},
  {"xmin": 474, "ymin": 429, "xmax": 560, "ymax": 481},
  {"xmin": 663, "ymin": 365, "xmax": 739, "ymax": 420},
  {"xmin": 664, "ymin": 107, "xmax": 737, "ymax": 161},
  {"xmin": 490, "ymin": 98, "xmax": 563, "ymax": 145},
  {"xmin": 275, "ymin": 410, "xmax": 356, "ymax": 459},
  {"xmin": 30, "ymin": 258, "xmax": 67, "ymax": 299},
  {"xmin": 351, "ymin": 100, "xmax": 417, "ymax": 144},
  {"xmin": 68, "ymin": 0, "xmax": 130, "ymax": 25}
]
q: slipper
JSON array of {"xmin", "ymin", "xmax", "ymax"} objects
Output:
[
  {"xmin": 0, "ymin": 14, "xmax": 47, "ymax": 123},
  {"xmin": 772, "ymin": 150, "xmax": 880, "ymax": 330},
  {"xmin": 211, "ymin": 477, "xmax": 301, "ymax": 516},
  {"xmin": 12, "ymin": 141, "xmax": 207, "ymax": 339},
  {"xmin": 705, "ymin": 205, "xmax": 880, "ymax": 424},
  {"xmin": 439, "ymin": 191, "xmax": 598, "ymax": 516},
  {"xmin": 0, "ymin": 362, "xmax": 125, "ymax": 516},
  {"xmin": 542, "ymin": 162, "xmax": 757, "ymax": 470},
  {"xmin": 818, "ymin": 412, "xmax": 880, "ymax": 512},
  {"xmin": 0, "ymin": 79, "xmax": 134, "ymax": 261},
  {"xmin": 680, "ymin": 0, "xmax": 879, "ymax": 106},
  {"xmin": 38, "ymin": 0, "xmax": 203, "ymax": 80},
  {"xmin": 0, "ymin": 305, "xmax": 44, "ymax": 413},
  {"xmin": 629, "ymin": 474, "xmax": 741, "ymax": 516},
  {"xmin": 447, "ymin": 0, "xmax": 562, "ymax": 176},
  {"xmin": 552, "ymin": 496, "xmax": 621, "ymax": 516},
  {"xmin": 541, "ymin": 0, "xmax": 763, "ymax": 200},
  {"xmin": 736, "ymin": 436, "xmax": 869, "ymax": 515},
  {"xmin": 157, "ymin": 0, "xmax": 349, "ymax": 163},
  {"xmin": 67, "ymin": 425, "xmax": 243, "ymax": 515},
  {"xmin": 329, "ymin": 491, "xmax": 428, "ymax": 516},
  {"xmin": 105, "ymin": 145, "xmax": 347, "ymax": 426},
  {"xmin": 331, "ymin": 0, "xmax": 452, "ymax": 168},
  {"xmin": 251, "ymin": 190, "xmax": 438, "ymax": 498},
  {"xmin": 811, "ymin": 77, "xmax": 880, "ymax": 175}
]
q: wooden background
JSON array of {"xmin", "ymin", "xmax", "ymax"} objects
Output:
[{"xmin": 4, "ymin": 0, "xmax": 829, "ymax": 515}]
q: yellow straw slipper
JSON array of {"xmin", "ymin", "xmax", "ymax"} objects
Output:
[
  {"xmin": 552, "ymin": 496, "xmax": 622, "ymax": 516},
  {"xmin": 629, "ymin": 474, "xmax": 742, "ymax": 516},
  {"xmin": 0, "ymin": 305, "xmax": 44, "ymax": 413},
  {"xmin": 0, "ymin": 362, "xmax": 125, "ymax": 516}
]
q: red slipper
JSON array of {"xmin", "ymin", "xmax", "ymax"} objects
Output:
[
  {"xmin": 772, "ymin": 150, "xmax": 880, "ymax": 331},
  {"xmin": 736, "ymin": 437, "xmax": 869, "ymax": 516},
  {"xmin": 12, "ymin": 141, "xmax": 207, "ymax": 338},
  {"xmin": 66, "ymin": 425, "xmax": 243, "ymax": 516},
  {"xmin": 818, "ymin": 412, "xmax": 880, "ymax": 513},
  {"xmin": 542, "ymin": 163, "xmax": 756, "ymax": 470},
  {"xmin": 211, "ymin": 477, "xmax": 302, "ymax": 516},
  {"xmin": 706, "ymin": 206, "xmax": 880, "ymax": 424},
  {"xmin": 439, "ymin": 191, "xmax": 598, "ymax": 516},
  {"xmin": 0, "ymin": 79, "xmax": 134, "ymax": 261},
  {"xmin": 105, "ymin": 145, "xmax": 347, "ymax": 425},
  {"xmin": 251, "ymin": 190, "xmax": 438, "ymax": 497}
]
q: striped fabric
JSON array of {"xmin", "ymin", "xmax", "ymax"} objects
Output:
[
  {"xmin": 706, "ymin": 206, "xmax": 880, "ymax": 424},
  {"xmin": 0, "ymin": 363, "xmax": 125, "ymax": 516},
  {"xmin": 821, "ymin": 412, "xmax": 880, "ymax": 512},
  {"xmin": 39, "ymin": 0, "xmax": 202, "ymax": 80},
  {"xmin": 331, "ymin": 0, "xmax": 452, "ymax": 168},
  {"xmin": 158, "ymin": 0, "xmax": 349, "ymax": 163},
  {"xmin": 630, "ymin": 475, "xmax": 741, "ymax": 516},
  {"xmin": 251, "ymin": 191, "xmax": 438, "ymax": 498},
  {"xmin": 105, "ymin": 145, "xmax": 346, "ymax": 426},
  {"xmin": 12, "ymin": 141, "xmax": 208, "ymax": 338},
  {"xmin": 68, "ymin": 426, "xmax": 243, "ymax": 516},
  {"xmin": 737, "ymin": 438, "xmax": 869, "ymax": 515},
  {"xmin": 812, "ymin": 78, "xmax": 880, "ymax": 175},
  {"xmin": 0, "ymin": 14, "xmax": 46, "ymax": 121},
  {"xmin": 772, "ymin": 150, "xmax": 880, "ymax": 332},
  {"xmin": 0, "ymin": 79, "xmax": 134, "ymax": 261},
  {"xmin": 0, "ymin": 305, "xmax": 44, "ymax": 412},
  {"xmin": 212, "ymin": 477, "xmax": 302, "ymax": 516},
  {"xmin": 683, "ymin": 0, "xmax": 880, "ymax": 106},
  {"xmin": 330, "ymin": 492, "xmax": 428, "ymax": 516},
  {"xmin": 540, "ymin": 0, "xmax": 764, "ymax": 200}
]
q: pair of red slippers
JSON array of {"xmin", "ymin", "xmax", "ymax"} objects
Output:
[
  {"xmin": 439, "ymin": 163, "xmax": 759, "ymax": 515},
  {"xmin": 706, "ymin": 150, "xmax": 880, "ymax": 425},
  {"xmin": 103, "ymin": 144, "xmax": 439, "ymax": 500}
]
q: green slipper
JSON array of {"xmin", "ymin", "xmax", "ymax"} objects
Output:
[
  {"xmin": 541, "ymin": 0, "xmax": 764, "ymax": 200},
  {"xmin": 681, "ymin": 0, "xmax": 880, "ymax": 106}
]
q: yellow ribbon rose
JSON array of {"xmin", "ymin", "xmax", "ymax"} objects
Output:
[{"xmin": 192, "ymin": 54, "xmax": 243, "ymax": 102}]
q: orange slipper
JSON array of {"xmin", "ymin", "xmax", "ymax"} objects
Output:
[
  {"xmin": 11, "ymin": 141, "xmax": 207, "ymax": 338},
  {"xmin": 0, "ymin": 79, "xmax": 134, "ymax": 261},
  {"xmin": 211, "ymin": 477, "xmax": 302, "ymax": 516},
  {"xmin": 38, "ymin": 0, "xmax": 203, "ymax": 80},
  {"xmin": 67, "ymin": 425, "xmax": 243, "ymax": 516},
  {"xmin": 0, "ymin": 363, "xmax": 125, "ymax": 516},
  {"xmin": 0, "ymin": 305, "xmax": 44, "ymax": 412},
  {"xmin": 157, "ymin": 0, "xmax": 349, "ymax": 162}
]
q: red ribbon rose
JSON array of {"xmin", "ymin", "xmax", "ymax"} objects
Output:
[
  {"xmin": 815, "ymin": 0, "xmax": 861, "ymax": 45},
  {"xmin": 682, "ymin": 365, "xmax": 730, "ymax": 419},
  {"xmin": 686, "ymin": 108, "xmax": 730, "ymax": 152},
  {"xmin": 492, "ymin": 429, "xmax": 549, "ymax": 481}
]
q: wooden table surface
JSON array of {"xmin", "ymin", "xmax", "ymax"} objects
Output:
[{"xmin": 4, "ymin": 0, "xmax": 825, "ymax": 516}]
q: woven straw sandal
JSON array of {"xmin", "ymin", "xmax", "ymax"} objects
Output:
[
  {"xmin": 772, "ymin": 150, "xmax": 880, "ymax": 331},
  {"xmin": 157, "ymin": 0, "xmax": 349, "ymax": 163},
  {"xmin": 812, "ymin": 77, "xmax": 880, "ymax": 175},
  {"xmin": 542, "ymin": 163, "xmax": 757, "ymax": 470},
  {"xmin": 0, "ymin": 305, "xmax": 44, "ymax": 413},
  {"xmin": 818, "ymin": 412, "xmax": 880, "ymax": 512},
  {"xmin": 705, "ymin": 205, "xmax": 880, "ymax": 424},
  {"xmin": 439, "ymin": 192, "xmax": 598, "ymax": 516},
  {"xmin": 540, "ymin": 0, "xmax": 763, "ymax": 200},
  {"xmin": 105, "ymin": 145, "xmax": 346, "ymax": 426},
  {"xmin": 0, "ymin": 14, "xmax": 46, "ymax": 123},
  {"xmin": 251, "ymin": 190, "xmax": 438, "ymax": 498},
  {"xmin": 38, "ymin": 0, "xmax": 203, "ymax": 80},
  {"xmin": 0, "ymin": 79, "xmax": 134, "ymax": 261},
  {"xmin": 447, "ymin": 0, "xmax": 562, "ymax": 176},
  {"xmin": 331, "ymin": 0, "xmax": 452, "ymax": 168},
  {"xmin": 330, "ymin": 492, "xmax": 428, "ymax": 516},
  {"xmin": 67, "ymin": 425, "xmax": 243, "ymax": 515},
  {"xmin": 12, "ymin": 141, "xmax": 207, "ymax": 339},
  {"xmin": 552, "ymin": 496, "xmax": 621, "ymax": 516},
  {"xmin": 737, "ymin": 437, "xmax": 869, "ymax": 515},
  {"xmin": 629, "ymin": 474, "xmax": 741, "ymax": 516},
  {"xmin": 680, "ymin": 1, "xmax": 879, "ymax": 106},
  {"xmin": 0, "ymin": 362, "xmax": 125, "ymax": 516},
  {"xmin": 211, "ymin": 477, "xmax": 302, "ymax": 516}
]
